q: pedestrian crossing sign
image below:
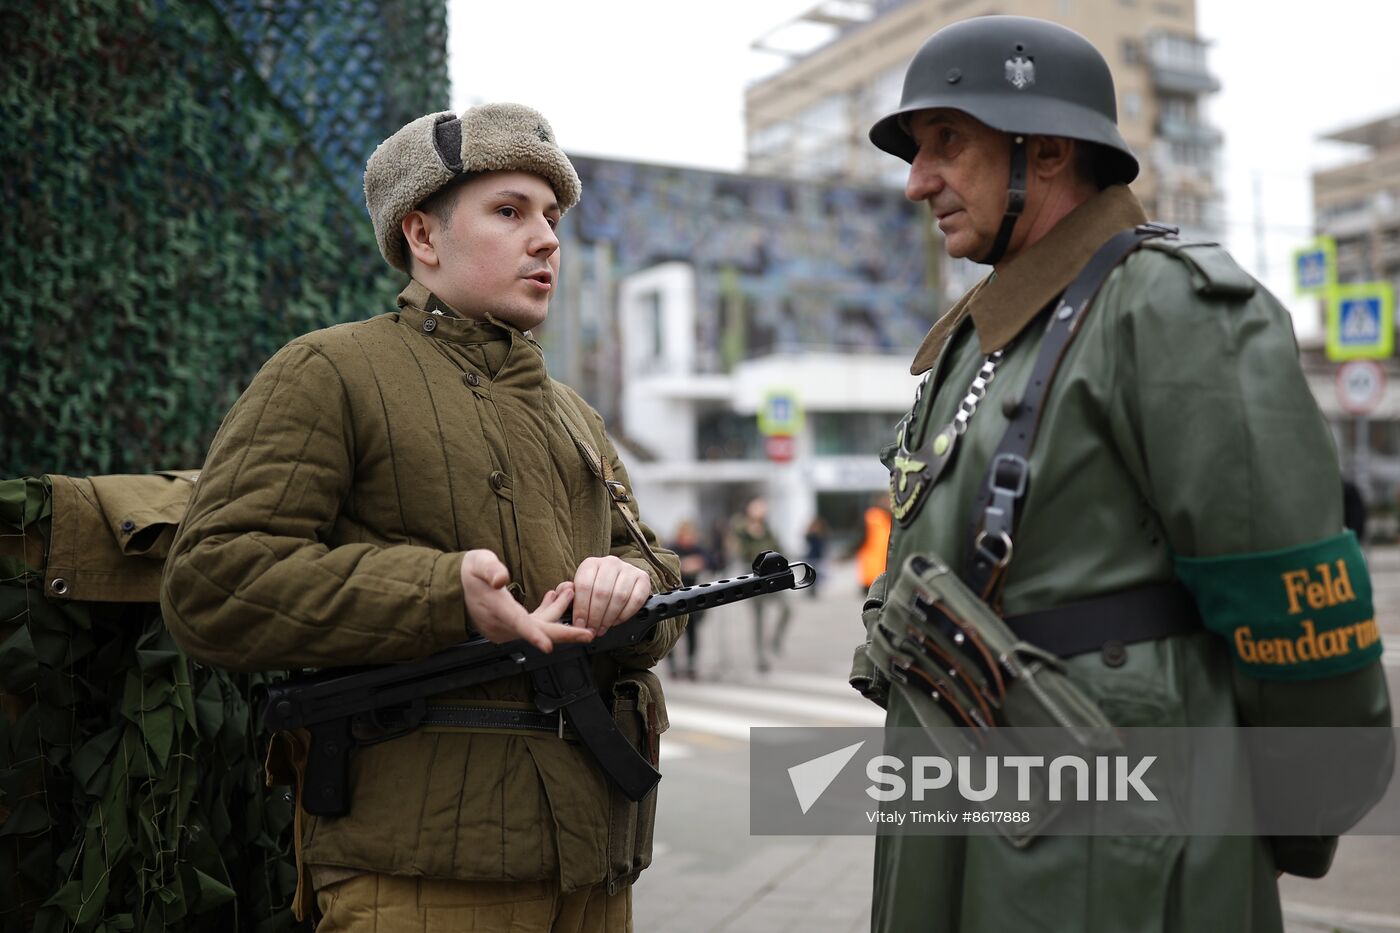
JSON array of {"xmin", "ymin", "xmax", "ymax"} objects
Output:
[
  {"xmin": 1327, "ymin": 283, "xmax": 1395, "ymax": 361},
  {"xmin": 758, "ymin": 390, "xmax": 803, "ymax": 436},
  {"xmin": 1294, "ymin": 236, "xmax": 1336, "ymax": 295}
]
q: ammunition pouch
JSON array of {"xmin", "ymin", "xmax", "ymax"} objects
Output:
[
  {"xmin": 604, "ymin": 669, "xmax": 668, "ymax": 894},
  {"xmin": 869, "ymin": 553, "xmax": 1119, "ymax": 846}
]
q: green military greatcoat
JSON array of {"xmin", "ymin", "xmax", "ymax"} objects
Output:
[{"xmin": 861, "ymin": 186, "xmax": 1391, "ymax": 932}]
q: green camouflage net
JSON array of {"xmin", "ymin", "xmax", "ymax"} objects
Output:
[
  {"xmin": 0, "ymin": 0, "xmax": 448, "ymax": 928},
  {"xmin": 0, "ymin": 0, "xmax": 449, "ymax": 477},
  {"xmin": 0, "ymin": 478, "xmax": 297, "ymax": 932}
]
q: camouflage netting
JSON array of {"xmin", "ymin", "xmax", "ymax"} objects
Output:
[
  {"xmin": 0, "ymin": 478, "xmax": 296, "ymax": 932},
  {"xmin": 0, "ymin": 0, "xmax": 448, "ymax": 928},
  {"xmin": 0, "ymin": 0, "xmax": 449, "ymax": 477}
]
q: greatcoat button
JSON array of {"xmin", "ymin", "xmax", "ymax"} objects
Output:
[
  {"xmin": 464, "ymin": 372, "xmax": 480, "ymax": 387},
  {"xmin": 1102, "ymin": 640, "xmax": 1128, "ymax": 668},
  {"xmin": 120, "ymin": 519, "xmax": 136, "ymax": 533},
  {"xmin": 422, "ymin": 318, "xmax": 437, "ymax": 333},
  {"xmin": 489, "ymin": 470, "xmax": 507, "ymax": 490}
]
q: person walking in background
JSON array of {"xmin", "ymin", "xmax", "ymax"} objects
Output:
[
  {"xmin": 666, "ymin": 520, "xmax": 713, "ymax": 679},
  {"xmin": 1343, "ymin": 478, "xmax": 1367, "ymax": 542},
  {"xmin": 730, "ymin": 496, "xmax": 791, "ymax": 672},
  {"xmin": 803, "ymin": 515, "xmax": 830, "ymax": 599},
  {"xmin": 854, "ymin": 495, "xmax": 892, "ymax": 596}
]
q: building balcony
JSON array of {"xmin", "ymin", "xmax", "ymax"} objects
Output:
[
  {"xmin": 1318, "ymin": 196, "xmax": 1400, "ymax": 239},
  {"xmin": 1156, "ymin": 115, "xmax": 1222, "ymax": 147},
  {"xmin": 1149, "ymin": 63, "xmax": 1220, "ymax": 95},
  {"xmin": 1146, "ymin": 34, "xmax": 1220, "ymax": 95}
]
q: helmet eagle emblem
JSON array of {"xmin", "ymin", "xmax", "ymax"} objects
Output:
[{"xmin": 1004, "ymin": 55, "xmax": 1035, "ymax": 89}]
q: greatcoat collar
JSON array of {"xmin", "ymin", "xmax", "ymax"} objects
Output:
[{"xmin": 910, "ymin": 185, "xmax": 1148, "ymax": 375}]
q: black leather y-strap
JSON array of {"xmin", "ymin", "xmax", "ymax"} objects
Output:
[{"xmin": 965, "ymin": 222, "xmax": 1179, "ymax": 599}]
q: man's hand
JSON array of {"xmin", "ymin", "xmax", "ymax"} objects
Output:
[
  {"xmin": 571, "ymin": 556, "xmax": 651, "ymax": 636},
  {"xmin": 460, "ymin": 550, "xmax": 592, "ymax": 653}
]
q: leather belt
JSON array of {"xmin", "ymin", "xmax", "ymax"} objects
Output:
[
  {"xmin": 1004, "ymin": 581, "xmax": 1201, "ymax": 663},
  {"xmin": 419, "ymin": 703, "xmax": 570, "ymax": 737}
]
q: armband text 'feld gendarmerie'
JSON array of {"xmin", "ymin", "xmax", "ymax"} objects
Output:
[{"xmin": 1175, "ymin": 532, "xmax": 1382, "ymax": 681}]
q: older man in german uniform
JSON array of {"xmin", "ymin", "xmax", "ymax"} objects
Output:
[{"xmin": 850, "ymin": 16, "xmax": 1391, "ymax": 933}]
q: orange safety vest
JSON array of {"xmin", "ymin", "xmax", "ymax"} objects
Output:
[{"xmin": 856, "ymin": 506, "xmax": 891, "ymax": 588}]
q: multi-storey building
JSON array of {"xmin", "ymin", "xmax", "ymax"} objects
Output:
[
  {"xmin": 1305, "ymin": 110, "xmax": 1400, "ymax": 512},
  {"xmin": 1315, "ymin": 112, "xmax": 1400, "ymax": 291},
  {"xmin": 745, "ymin": 0, "xmax": 1222, "ymax": 246}
]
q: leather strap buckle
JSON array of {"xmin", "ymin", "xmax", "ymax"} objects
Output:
[
  {"xmin": 989, "ymin": 453, "xmax": 1029, "ymax": 496},
  {"xmin": 973, "ymin": 528, "xmax": 1014, "ymax": 569}
]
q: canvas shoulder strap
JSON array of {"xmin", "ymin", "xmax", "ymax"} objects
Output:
[{"xmin": 553, "ymin": 397, "xmax": 683, "ymax": 590}]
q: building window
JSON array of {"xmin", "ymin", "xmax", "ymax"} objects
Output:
[
  {"xmin": 811, "ymin": 412, "xmax": 900, "ymax": 455},
  {"xmin": 1122, "ymin": 38, "xmax": 1141, "ymax": 65},
  {"xmin": 1150, "ymin": 32, "xmax": 1207, "ymax": 69},
  {"xmin": 798, "ymin": 94, "xmax": 848, "ymax": 139},
  {"xmin": 1168, "ymin": 193, "xmax": 1201, "ymax": 227},
  {"xmin": 1161, "ymin": 95, "xmax": 1194, "ymax": 122},
  {"xmin": 1122, "ymin": 91, "xmax": 1143, "ymax": 121},
  {"xmin": 643, "ymin": 291, "xmax": 664, "ymax": 359},
  {"xmin": 749, "ymin": 120, "xmax": 793, "ymax": 161},
  {"xmin": 697, "ymin": 412, "xmax": 763, "ymax": 461},
  {"xmin": 869, "ymin": 65, "xmax": 904, "ymax": 113}
]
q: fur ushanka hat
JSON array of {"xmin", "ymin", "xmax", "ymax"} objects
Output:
[{"xmin": 364, "ymin": 103, "xmax": 582, "ymax": 272}]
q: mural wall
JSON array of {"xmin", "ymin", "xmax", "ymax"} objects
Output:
[{"xmin": 548, "ymin": 156, "xmax": 941, "ymax": 418}]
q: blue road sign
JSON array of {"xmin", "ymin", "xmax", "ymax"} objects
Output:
[
  {"xmin": 1327, "ymin": 282, "xmax": 1395, "ymax": 361},
  {"xmin": 1340, "ymin": 296, "xmax": 1382, "ymax": 345},
  {"xmin": 758, "ymin": 390, "xmax": 803, "ymax": 436},
  {"xmin": 1298, "ymin": 251, "xmax": 1328, "ymax": 289},
  {"xmin": 1294, "ymin": 236, "xmax": 1336, "ymax": 296}
]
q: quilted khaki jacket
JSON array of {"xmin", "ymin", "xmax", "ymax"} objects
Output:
[{"xmin": 161, "ymin": 282, "xmax": 682, "ymax": 891}]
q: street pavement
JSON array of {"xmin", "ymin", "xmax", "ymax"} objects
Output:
[{"xmin": 632, "ymin": 555, "xmax": 1400, "ymax": 933}]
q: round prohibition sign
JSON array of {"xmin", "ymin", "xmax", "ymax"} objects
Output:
[{"xmin": 1335, "ymin": 360, "xmax": 1386, "ymax": 415}]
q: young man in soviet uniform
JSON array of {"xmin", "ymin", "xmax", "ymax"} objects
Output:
[
  {"xmin": 849, "ymin": 17, "xmax": 1392, "ymax": 933},
  {"xmin": 161, "ymin": 103, "xmax": 683, "ymax": 932}
]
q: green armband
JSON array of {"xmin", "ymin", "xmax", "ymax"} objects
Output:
[{"xmin": 1175, "ymin": 532, "xmax": 1382, "ymax": 681}]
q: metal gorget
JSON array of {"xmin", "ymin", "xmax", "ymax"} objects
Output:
[{"xmin": 890, "ymin": 348, "xmax": 1005, "ymax": 525}]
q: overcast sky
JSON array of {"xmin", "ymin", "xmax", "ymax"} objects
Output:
[{"xmin": 449, "ymin": 1, "xmax": 1399, "ymax": 337}]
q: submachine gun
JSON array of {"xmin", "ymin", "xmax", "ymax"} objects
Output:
[{"xmin": 259, "ymin": 551, "xmax": 813, "ymax": 817}]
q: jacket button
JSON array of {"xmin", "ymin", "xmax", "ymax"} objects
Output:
[
  {"xmin": 464, "ymin": 372, "xmax": 480, "ymax": 387},
  {"xmin": 1102, "ymin": 640, "xmax": 1128, "ymax": 668},
  {"xmin": 489, "ymin": 470, "xmax": 507, "ymax": 490},
  {"xmin": 422, "ymin": 317, "xmax": 437, "ymax": 333},
  {"xmin": 120, "ymin": 519, "xmax": 135, "ymax": 533}
]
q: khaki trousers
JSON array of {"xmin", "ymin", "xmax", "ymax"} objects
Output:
[{"xmin": 315, "ymin": 874, "xmax": 632, "ymax": 933}]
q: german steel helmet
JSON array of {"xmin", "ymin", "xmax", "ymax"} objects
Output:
[{"xmin": 869, "ymin": 15, "xmax": 1139, "ymax": 185}]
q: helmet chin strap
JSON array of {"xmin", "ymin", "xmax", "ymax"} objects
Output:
[{"xmin": 978, "ymin": 135, "xmax": 1027, "ymax": 266}]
